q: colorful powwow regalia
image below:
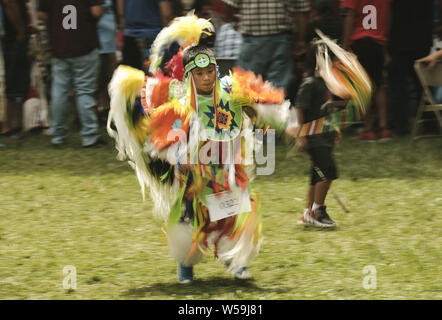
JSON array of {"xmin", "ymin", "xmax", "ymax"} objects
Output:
[{"xmin": 107, "ymin": 14, "xmax": 372, "ymax": 276}]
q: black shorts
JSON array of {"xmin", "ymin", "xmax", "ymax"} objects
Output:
[
  {"xmin": 351, "ymin": 37, "xmax": 384, "ymax": 87},
  {"xmin": 307, "ymin": 146, "xmax": 338, "ymax": 186}
]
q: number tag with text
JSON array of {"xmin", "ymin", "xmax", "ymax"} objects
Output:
[{"xmin": 206, "ymin": 189, "xmax": 251, "ymax": 222}]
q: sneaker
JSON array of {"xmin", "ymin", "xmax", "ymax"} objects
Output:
[
  {"xmin": 234, "ymin": 267, "xmax": 252, "ymax": 280},
  {"xmin": 178, "ymin": 263, "xmax": 193, "ymax": 284},
  {"xmin": 378, "ymin": 128, "xmax": 397, "ymax": 141},
  {"xmin": 51, "ymin": 138, "xmax": 66, "ymax": 147},
  {"xmin": 297, "ymin": 208, "xmax": 309, "ymax": 225},
  {"xmin": 304, "ymin": 206, "xmax": 336, "ymax": 228},
  {"xmin": 351, "ymin": 130, "xmax": 377, "ymax": 141}
]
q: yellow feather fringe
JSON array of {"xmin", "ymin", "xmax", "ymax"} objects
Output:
[{"xmin": 118, "ymin": 65, "xmax": 145, "ymax": 99}]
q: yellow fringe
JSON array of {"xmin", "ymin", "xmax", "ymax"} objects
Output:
[{"xmin": 119, "ymin": 65, "xmax": 145, "ymax": 99}]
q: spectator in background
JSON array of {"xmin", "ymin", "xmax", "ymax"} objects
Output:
[
  {"xmin": 291, "ymin": 0, "xmax": 341, "ymax": 105},
  {"xmin": 0, "ymin": 2, "xmax": 5, "ymax": 144},
  {"xmin": 0, "ymin": 0, "xmax": 30, "ymax": 136},
  {"xmin": 387, "ymin": 0, "xmax": 440, "ymax": 136},
  {"xmin": 0, "ymin": 3, "xmax": 3, "ymax": 39},
  {"xmin": 306, "ymin": 0, "xmax": 342, "ymax": 44},
  {"xmin": 342, "ymin": 0, "xmax": 394, "ymax": 141},
  {"xmin": 193, "ymin": 0, "xmax": 212, "ymax": 20},
  {"xmin": 214, "ymin": 15, "xmax": 242, "ymax": 59},
  {"xmin": 222, "ymin": 0, "xmax": 311, "ymax": 94},
  {"xmin": 171, "ymin": 0, "xmax": 184, "ymax": 17},
  {"xmin": 38, "ymin": 0, "xmax": 103, "ymax": 147},
  {"xmin": 117, "ymin": 0, "xmax": 174, "ymax": 72},
  {"xmin": 97, "ymin": 0, "xmax": 117, "ymax": 123}
]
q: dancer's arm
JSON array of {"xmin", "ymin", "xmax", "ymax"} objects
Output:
[
  {"xmin": 293, "ymin": 108, "xmax": 308, "ymax": 152},
  {"xmin": 286, "ymin": 108, "xmax": 303, "ymax": 137}
]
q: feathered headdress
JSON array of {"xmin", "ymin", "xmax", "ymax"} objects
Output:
[{"xmin": 149, "ymin": 13, "xmax": 215, "ymax": 77}]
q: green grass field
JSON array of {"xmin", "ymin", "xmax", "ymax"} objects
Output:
[{"xmin": 1, "ymin": 129, "xmax": 441, "ymax": 300}]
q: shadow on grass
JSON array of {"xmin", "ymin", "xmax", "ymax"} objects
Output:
[
  {"xmin": 296, "ymin": 224, "xmax": 340, "ymax": 232},
  {"xmin": 122, "ymin": 276, "xmax": 281, "ymax": 298}
]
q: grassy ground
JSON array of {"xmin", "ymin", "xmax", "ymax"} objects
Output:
[{"xmin": 0, "ymin": 127, "xmax": 441, "ymax": 300}]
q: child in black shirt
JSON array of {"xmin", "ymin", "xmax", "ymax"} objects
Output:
[{"xmin": 293, "ymin": 45, "xmax": 341, "ymax": 228}]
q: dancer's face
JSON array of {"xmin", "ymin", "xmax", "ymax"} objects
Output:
[{"xmin": 191, "ymin": 64, "xmax": 216, "ymax": 95}]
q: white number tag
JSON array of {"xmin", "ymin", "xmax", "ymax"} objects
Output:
[{"xmin": 206, "ymin": 189, "xmax": 251, "ymax": 222}]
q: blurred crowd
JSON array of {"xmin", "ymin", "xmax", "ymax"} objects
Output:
[{"xmin": 0, "ymin": 0, "xmax": 441, "ymax": 145}]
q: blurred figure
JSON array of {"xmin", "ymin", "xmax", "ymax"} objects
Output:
[
  {"xmin": 291, "ymin": 45, "xmax": 341, "ymax": 228},
  {"xmin": 38, "ymin": 0, "xmax": 103, "ymax": 147},
  {"xmin": 342, "ymin": 0, "xmax": 394, "ymax": 141},
  {"xmin": 387, "ymin": 0, "xmax": 438, "ymax": 136},
  {"xmin": 97, "ymin": 0, "xmax": 117, "ymax": 123},
  {"xmin": 222, "ymin": 0, "xmax": 311, "ymax": 93},
  {"xmin": 286, "ymin": 33, "xmax": 372, "ymax": 228},
  {"xmin": 117, "ymin": 0, "xmax": 174, "ymax": 72},
  {"xmin": 25, "ymin": 0, "xmax": 51, "ymax": 132},
  {"xmin": 0, "ymin": 0, "xmax": 30, "ymax": 135}
]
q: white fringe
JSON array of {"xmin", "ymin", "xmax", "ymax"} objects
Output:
[
  {"xmin": 188, "ymin": 112, "xmax": 202, "ymax": 164},
  {"xmin": 254, "ymin": 100, "xmax": 291, "ymax": 130},
  {"xmin": 216, "ymin": 230, "xmax": 263, "ymax": 274},
  {"xmin": 143, "ymin": 77, "xmax": 159, "ymax": 110},
  {"xmin": 241, "ymin": 113, "xmax": 256, "ymax": 181},
  {"xmin": 107, "ymin": 67, "xmax": 180, "ymax": 224},
  {"xmin": 167, "ymin": 222, "xmax": 206, "ymax": 267}
]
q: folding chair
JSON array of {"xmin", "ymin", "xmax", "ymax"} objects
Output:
[
  {"xmin": 216, "ymin": 57, "xmax": 236, "ymax": 77},
  {"xmin": 412, "ymin": 61, "xmax": 442, "ymax": 140}
]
